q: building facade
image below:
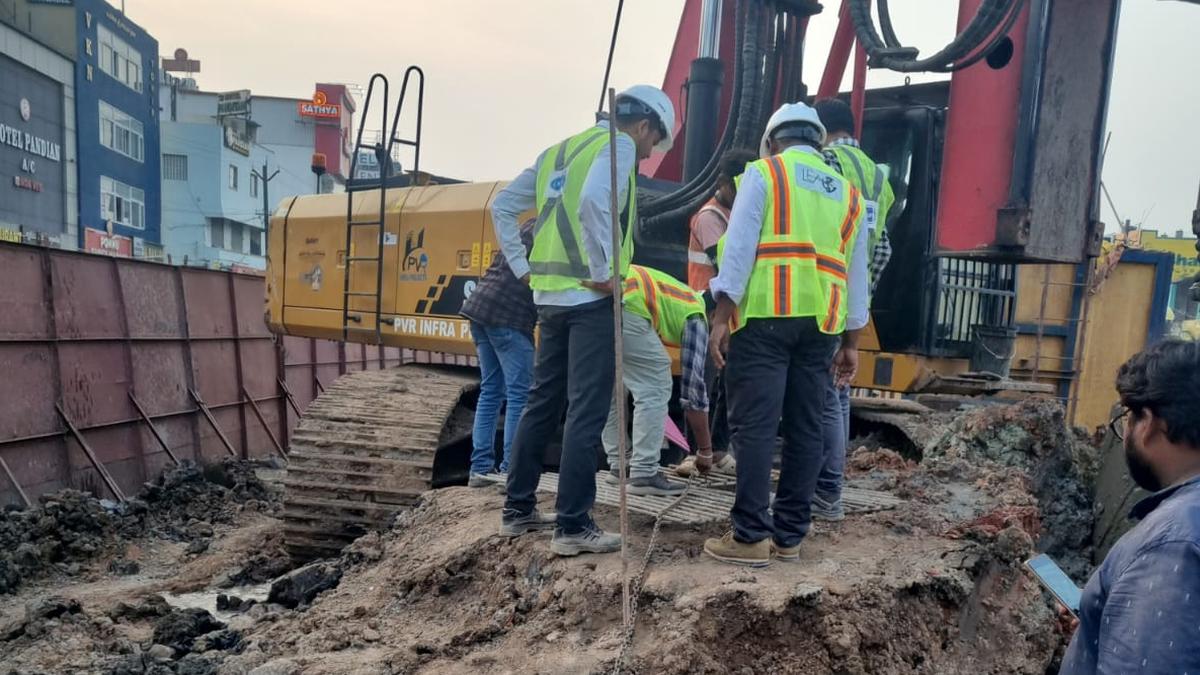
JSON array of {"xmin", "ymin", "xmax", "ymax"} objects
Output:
[
  {"xmin": 158, "ymin": 76, "xmax": 354, "ymax": 271},
  {"xmin": 0, "ymin": 0, "xmax": 161, "ymax": 256},
  {"xmin": 0, "ymin": 13, "xmax": 77, "ymax": 247}
]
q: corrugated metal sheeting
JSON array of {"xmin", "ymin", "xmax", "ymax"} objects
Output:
[{"xmin": 0, "ymin": 242, "xmax": 424, "ymax": 506}]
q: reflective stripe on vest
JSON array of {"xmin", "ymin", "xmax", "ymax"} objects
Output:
[
  {"xmin": 687, "ymin": 202, "xmax": 727, "ymax": 291},
  {"xmin": 827, "ymin": 144, "xmax": 894, "ymax": 251},
  {"xmin": 735, "ymin": 148, "xmax": 864, "ymax": 335},
  {"xmin": 622, "ymin": 265, "xmax": 706, "ymax": 346},
  {"xmin": 528, "ymin": 126, "xmax": 636, "ymax": 290}
]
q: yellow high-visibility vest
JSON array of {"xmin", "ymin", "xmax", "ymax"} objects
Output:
[
  {"xmin": 735, "ymin": 147, "xmax": 864, "ymax": 334},
  {"xmin": 528, "ymin": 126, "xmax": 635, "ymax": 291}
]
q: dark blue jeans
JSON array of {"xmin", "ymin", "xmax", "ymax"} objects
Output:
[
  {"xmin": 469, "ymin": 322, "xmax": 534, "ymax": 475},
  {"xmin": 504, "ymin": 299, "xmax": 615, "ymax": 534},
  {"xmin": 815, "ymin": 380, "xmax": 851, "ymax": 501},
  {"xmin": 726, "ymin": 318, "xmax": 837, "ymax": 547}
]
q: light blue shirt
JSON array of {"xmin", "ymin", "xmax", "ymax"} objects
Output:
[
  {"xmin": 708, "ymin": 145, "xmax": 870, "ymax": 330},
  {"xmin": 490, "ymin": 121, "xmax": 638, "ymax": 307}
]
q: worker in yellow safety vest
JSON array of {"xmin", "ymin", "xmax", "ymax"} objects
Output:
[
  {"xmin": 492, "ymin": 85, "xmax": 676, "ymax": 558},
  {"xmin": 601, "ymin": 265, "xmax": 713, "ymax": 497},
  {"xmin": 703, "ymin": 102, "xmax": 869, "ymax": 567},
  {"xmin": 809, "ymin": 97, "xmax": 898, "ymax": 522}
]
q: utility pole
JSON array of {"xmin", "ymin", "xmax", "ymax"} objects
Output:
[{"xmin": 251, "ymin": 160, "xmax": 280, "ymax": 237}]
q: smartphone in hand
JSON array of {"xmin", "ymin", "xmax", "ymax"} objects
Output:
[{"xmin": 1024, "ymin": 553, "xmax": 1082, "ymax": 618}]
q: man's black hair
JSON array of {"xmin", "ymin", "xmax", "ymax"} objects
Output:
[
  {"xmin": 1116, "ymin": 339, "xmax": 1200, "ymax": 449},
  {"xmin": 718, "ymin": 148, "xmax": 758, "ymax": 182},
  {"xmin": 814, "ymin": 98, "xmax": 855, "ymax": 137}
]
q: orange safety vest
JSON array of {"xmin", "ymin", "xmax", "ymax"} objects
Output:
[{"xmin": 687, "ymin": 198, "xmax": 729, "ymax": 292}]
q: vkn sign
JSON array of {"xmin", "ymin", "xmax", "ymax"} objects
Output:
[{"xmin": 298, "ymin": 91, "xmax": 340, "ymax": 119}]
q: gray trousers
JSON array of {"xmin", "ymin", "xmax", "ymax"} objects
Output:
[
  {"xmin": 602, "ymin": 310, "xmax": 672, "ymax": 478},
  {"xmin": 726, "ymin": 318, "xmax": 838, "ymax": 547}
]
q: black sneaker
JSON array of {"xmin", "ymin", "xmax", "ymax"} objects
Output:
[
  {"xmin": 602, "ymin": 468, "xmax": 623, "ymax": 485},
  {"xmin": 627, "ymin": 473, "xmax": 685, "ymax": 497},
  {"xmin": 550, "ymin": 522, "xmax": 621, "ymax": 556},
  {"xmin": 499, "ymin": 509, "xmax": 556, "ymax": 537},
  {"xmin": 468, "ymin": 473, "xmax": 493, "ymax": 488}
]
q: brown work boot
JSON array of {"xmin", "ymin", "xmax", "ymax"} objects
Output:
[
  {"xmin": 770, "ymin": 539, "xmax": 801, "ymax": 562},
  {"xmin": 703, "ymin": 532, "xmax": 770, "ymax": 568}
]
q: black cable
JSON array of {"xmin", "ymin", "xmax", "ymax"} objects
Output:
[
  {"xmin": 851, "ymin": 0, "xmax": 1026, "ymax": 73},
  {"xmin": 598, "ymin": 0, "xmax": 626, "ymax": 113},
  {"xmin": 641, "ymin": 0, "xmax": 755, "ymax": 222},
  {"xmin": 644, "ymin": 0, "xmax": 773, "ymax": 227}
]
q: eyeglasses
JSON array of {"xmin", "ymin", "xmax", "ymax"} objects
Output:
[{"xmin": 1109, "ymin": 405, "xmax": 1130, "ymax": 441}]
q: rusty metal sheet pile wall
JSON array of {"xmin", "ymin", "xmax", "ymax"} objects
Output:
[{"xmin": 0, "ymin": 243, "xmax": 407, "ymax": 506}]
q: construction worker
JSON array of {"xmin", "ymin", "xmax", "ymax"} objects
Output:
[
  {"xmin": 810, "ymin": 98, "xmax": 896, "ymax": 521},
  {"xmin": 676, "ymin": 148, "xmax": 758, "ymax": 479},
  {"xmin": 492, "ymin": 85, "xmax": 675, "ymax": 557},
  {"xmin": 460, "ymin": 220, "xmax": 536, "ymax": 487},
  {"xmin": 703, "ymin": 102, "xmax": 868, "ymax": 567},
  {"xmin": 602, "ymin": 265, "xmax": 711, "ymax": 496},
  {"xmin": 687, "ymin": 148, "xmax": 760, "ymax": 292}
]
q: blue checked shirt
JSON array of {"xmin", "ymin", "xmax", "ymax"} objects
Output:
[
  {"xmin": 679, "ymin": 317, "xmax": 709, "ymax": 412},
  {"xmin": 1059, "ymin": 474, "xmax": 1200, "ymax": 675}
]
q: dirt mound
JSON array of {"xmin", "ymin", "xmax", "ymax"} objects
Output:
[
  {"xmin": 922, "ymin": 398, "xmax": 1098, "ymax": 577},
  {"xmin": 0, "ymin": 459, "xmax": 279, "ymax": 595},
  {"xmin": 206, "ymin": 480, "xmax": 1061, "ymax": 675}
]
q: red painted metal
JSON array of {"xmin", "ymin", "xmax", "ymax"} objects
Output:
[
  {"xmin": 645, "ymin": 0, "xmax": 736, "ymax": 181},
  {"xmin": 817, "ymin": 0, "xmax": 854, "ymax": 99},
  {"xmin": 935, "ymin": 0, "xmax": 1031, "ymax": 253}
]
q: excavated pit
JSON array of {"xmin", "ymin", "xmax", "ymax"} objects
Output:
[{"xmin": 0, "ymin": 398, "xmax": 1097, "ymax": 674}]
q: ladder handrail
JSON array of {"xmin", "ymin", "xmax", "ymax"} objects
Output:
[
  {"xmin": 385, "ymin": 66, "xmax": 425, "ymax": 179},
  {"xmin": 341, "ymin": 73, "xmax": 390, "ymax": 345}
]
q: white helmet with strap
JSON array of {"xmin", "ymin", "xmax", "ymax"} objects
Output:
[
  {"xmin": 617, "ymin": 84, "xmax": 676, "ymax": 153},
  {"xmin": 759, "ymin": 102, "xmax": 828, "ymax": 158}
]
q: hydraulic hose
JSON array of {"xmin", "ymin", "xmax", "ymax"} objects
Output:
[{"xmin": 850, "ymin": 0, "xmax": 1027, "ymax": 73}]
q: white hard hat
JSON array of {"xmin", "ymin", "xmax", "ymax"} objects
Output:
[
  {"xmin": 617, "ymin": 84, "xmax": 676, "ymax": 153},
  {"xmin": 759, "ymin": 102, "xmax": 827, "ymax": 158}
]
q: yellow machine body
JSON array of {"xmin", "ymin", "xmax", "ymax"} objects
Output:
[{"xmin": 268, "ymin": 182, "xmax": 520, "ymax": 356}]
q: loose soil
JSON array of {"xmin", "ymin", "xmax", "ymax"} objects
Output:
[{"xmin": 1, "ymin": 399, "xmax": 1094, "ymax": 674}]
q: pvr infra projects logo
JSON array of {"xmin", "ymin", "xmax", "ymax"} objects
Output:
[{"xmin": 401, "ymin": 229, "xmax": 429, "ymax": 282}]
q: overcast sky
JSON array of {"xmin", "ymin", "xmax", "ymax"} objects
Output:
[{"xmin": 130, "ymin": 0, "xmax": 1198, "ymax": 235}]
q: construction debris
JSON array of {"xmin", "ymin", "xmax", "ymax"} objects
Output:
[
  {"xmin": 0, "ymin": 459, "xmax": 279, "ymax": 595},
  {"xmin": 0, "ymin": 399, "xmax": 1100, "ymax": 674}
]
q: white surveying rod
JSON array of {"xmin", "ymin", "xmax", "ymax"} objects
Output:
[{"xmin": 606, "ymin": 87, "xmax": 632, "ymax": 630}]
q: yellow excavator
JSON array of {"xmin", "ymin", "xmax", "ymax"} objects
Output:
[{"xmin": 267, "ymin": 0, "xmax": 1120, "ymax": 559}]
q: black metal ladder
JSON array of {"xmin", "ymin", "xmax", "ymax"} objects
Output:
[{"xmin": 339, "ymin": 67, "xmax": 425, "ymax": 343}]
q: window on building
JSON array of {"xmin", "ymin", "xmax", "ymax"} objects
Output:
[
  {"xmin": 162, "ymin": 154, "xmax": 188, "ymax": 181},
  {"xmin": 100, "ymin": 176, "xmax": 146, "ymax": 230},
  {"xmin": 250, "ymin": 229, "xmax": 263, "ymax": 256},
  {"xmin": 230, "ymin": 222, "xmax": 244, "ymax": 252},
  {"xmin": 228, "ymin": 165, "xmax": 238, "ymax": 190},
  {"xmin": 209, "ymin": 219, "xmax": 226, "ymax": 249},
  {"xmin": 97, "ymin": 25, "xmax": 143, "ymax": 93},
  {"xmin": 250, "ymin": 173, "xmax": 260, "ymax": 198},
  {"xmin": 99, "ymin": 101, "xmax": 144, "ymax": 162}
]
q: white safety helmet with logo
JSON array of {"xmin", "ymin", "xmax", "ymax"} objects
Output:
[
  {"xmin": 759, "ymin": 102, "xmax": 828, "ymax": 158},
  {"xmin": 616, "ymin": 84, "xmax": 676, "ymax": 153}
]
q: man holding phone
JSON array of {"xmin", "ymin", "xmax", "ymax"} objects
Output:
[{"xmin": 1059, "ymin": 339, "xmax": 1200, "ymax": 674}]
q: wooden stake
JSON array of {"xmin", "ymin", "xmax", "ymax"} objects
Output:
[{"xmin": 606, "ymin": 87, "xmax": 632, "ymax": 632}]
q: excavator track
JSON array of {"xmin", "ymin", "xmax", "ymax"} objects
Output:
[{"xmin": 282, "ymin": 365, "xmax": 478, "ymax": 561}]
